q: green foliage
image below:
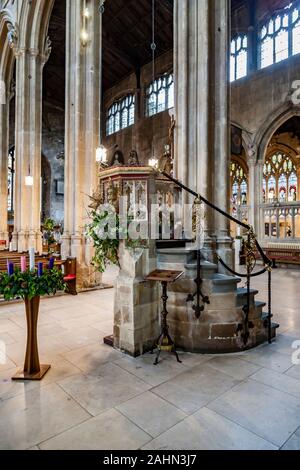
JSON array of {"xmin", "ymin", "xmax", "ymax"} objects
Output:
[
  {"xmin": 42, "ymin": 218, "xmax": 58, "ymax": 247},
  {"xmin": 85, "ymin": 206, "xmax": 148, "ymax": 273},
  {"xmin": 0, "ymin": 268, "xmax": 66, "ymax": 301},
  {"xmin": 43, "ymin": 218, "xmax": 55, "ymax": 231}
]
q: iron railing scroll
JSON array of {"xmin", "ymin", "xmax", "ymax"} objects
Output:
[{"xmin": 156, "ymin": 169, "xmax": 273, "ymax": 345}]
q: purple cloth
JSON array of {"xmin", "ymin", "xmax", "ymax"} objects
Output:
[
  {"xmin": 8, "ymin": 262, "xmax": 14, "ymax": 276},
  {"xmin": 48, "ymin": 257, "xmax": 55, "ymax": 270},
  {"xmin": 38, "ymin": 262, "xmax": 43, "ymax": 277}
]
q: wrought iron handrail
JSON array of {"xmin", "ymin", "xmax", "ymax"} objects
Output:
[{"xmin": 157, "ymin": 169, "xmax": 273, "ymax": 345}]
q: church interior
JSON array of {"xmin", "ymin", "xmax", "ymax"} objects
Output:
[{"xmin": 1, "ymin": 0, "xmax": 300, "ymax": 453}]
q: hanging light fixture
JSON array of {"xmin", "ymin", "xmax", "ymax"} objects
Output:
[
  {"xmin": 96, "ymin": 144, "xmax": 108, "ymax": 163},
  {"xmin": 81, "ymin": 0, "xmax": 90, "ymax": 46},
  {"xmin": 25, "ymin": 164, "xmax": 33, "ymax": 186},
  {"xmin": 96, "ymin": 0, "xmax": 108, "ymax": 167}
]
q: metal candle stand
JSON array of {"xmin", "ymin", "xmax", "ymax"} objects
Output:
[{"xmin": 146, "ymin": 270, "xmax": 183, "ymax": 365}]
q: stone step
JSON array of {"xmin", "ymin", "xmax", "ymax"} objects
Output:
[
  {"xmin": 236, "ymin": 287, "xmax": 259, "ymax": 307},
  {"xmin": 248, "ymin": 300, "xmax": 267, "ymax": 320},
  {"xmin": 211, "ymin": 274, "xmax": 241, "ymax": 293},
  {"xmin": 184, "ymin": 260, "xmax": 218, "ymax": 280}
]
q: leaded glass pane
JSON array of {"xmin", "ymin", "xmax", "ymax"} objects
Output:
[
  {"xmin": 275, "ymin": 29, "xmax": 289, "ymax": 62},
  {"xmin": 146, "ymin": 73, "xmax": 174, "ymax": 117},
  {"xmin": 106, "ymin": 94, "xmax": 135, "ymax": 136},
  {"xmin": 260, "ymin": 4, "xmax": 300, "ymax": 69},
  {"xmin": 236, "ymin": 49, "xmax": 247, "ymax": 79},
  {"xmin": 261, "ymin": 36, "xmax": 274, "ymax": 68},
  {"xmin": 230, "ymin": 34, "xmax": 248, "ymax": 82},
  {"xmin": 293, "ymin": 20, "xmax": 300, "ymax": 54}
]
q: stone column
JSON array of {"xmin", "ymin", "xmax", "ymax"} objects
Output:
[
  {"xmin": 256, "ymin": 160, "xmax": 264, "ymax": 241},
  {"xmin": 174, "ymin": 0, "xmax": 232, "ymax": 265},
  {"xmin": 210, "ymin": 0, "xmax": 233, "ymax": 267},
  {"xmin": 248, "ymin": 157, "xmax": 256, "ymax": 228},
  {"xmin": 0, "ymin": 88, "xmax": 9, "ymax": 245},
  {"xmin": 62, "ymin": 0, "xmax": 101, "ymax": 287},
  {"xmin": 13, "ymin": 43, "xmax": 49, "ymax": 253},
  {"xmin": 174, "ymin": 0, "xmax": 210, "ymax": 203}
]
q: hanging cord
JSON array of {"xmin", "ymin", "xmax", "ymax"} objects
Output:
[
  {"xmin": 99, "ymin": 0, "xmax": 105, "ymax": 147},
  {"xmin": 150, "ymin": 0, "xmax": 157, "ymax": 158},
  {"xmin": 151, "ymin": 0, "xmax": 156, "ymax": 83},
  {"xmin": 267, "ymin": 268, "xmax": 272, "ymax": 343}
]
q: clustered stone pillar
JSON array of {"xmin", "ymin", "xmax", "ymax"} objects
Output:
[
  {"xmin": 174, "ymin": 0, "xmax": 232, "ymax": 266},
  {"xmin": 174, "ymin": 0, "xmax": 210, "ymax": 203},
  {"xmin": 0, "ymin": 22, "xmax": 14, "ymax": 247},
  {"xmin": 62, "ymin": 0, "xmax": 101, "ymax": 287},
  {"xmin": 13, "ymin": 47, "xmax": 47, "ymax": 253},
  {"xmin": 0, "ymin": 86, "xmax": 9, "ymax": 245}
]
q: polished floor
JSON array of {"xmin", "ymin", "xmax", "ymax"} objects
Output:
[{"xmin": 0, "ymin": 268, "xmax": 300, "ymax": 450}]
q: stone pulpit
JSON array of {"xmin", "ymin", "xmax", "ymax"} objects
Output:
[{"xmin": 99, "ymin": 166, "xmax": 160, "ymax": 356}]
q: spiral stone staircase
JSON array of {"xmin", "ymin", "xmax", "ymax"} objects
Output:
[{"xmin": 157, "ymin": 247, "xmax": 279, "ymax": 353}]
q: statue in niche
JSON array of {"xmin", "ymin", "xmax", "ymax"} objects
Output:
[
  {"xmin": 158, "ymin": 144, "xmax": 173, "ymax": 175},
  {"xmin": 110, "ymin": 149, "xmax": 124, "ymax": 167},
  {"xmin": 128, "ymin": 149, "xmax": 140, "ymax": 167}
]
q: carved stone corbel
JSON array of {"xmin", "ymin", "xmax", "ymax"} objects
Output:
[{"xmin": 6, "ymin": 21, "xmax": 19, "ymax": 55}]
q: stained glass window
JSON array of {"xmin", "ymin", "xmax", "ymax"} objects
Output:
[
  {"xmin": 146, "ymin": 73, "xmax": 174, "ymax": 117},
  {"xmin": 260, "ymin": 3, "xmax": 300, "ymax": 70},
  {"xmin": 106, "ymin": 94, "xmax": 135, "ymax": 136},
  {"xmin": 7, "ymin": 147, "xmax": 15, "ymax": 212},
  {"xmin": 289, "ymin": 172, "xmax": 298, "ymax": 200},
  {"xmin": 263, "ymin": 151, "xmax": 298, "ymax": 201},
  {"xmin": 230, "ymin": 35, "xmax": 248, "ymax": 82},
  {"xmin": 230, "ymin": 160, "xmax": 248, "ymax": 206}
]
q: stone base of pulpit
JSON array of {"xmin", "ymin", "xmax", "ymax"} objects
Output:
[
  {"xmin": 156, "ymin": 247, "xmax": 278, "ymax": 353},
  {"xmin": 113, "ymin": 243, "xmax": 160, "ymax": 356}
]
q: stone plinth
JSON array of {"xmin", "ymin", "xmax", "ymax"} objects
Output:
[{"xmin": 113, "ymin": 243, "xmax": 160, "ymax": 356}]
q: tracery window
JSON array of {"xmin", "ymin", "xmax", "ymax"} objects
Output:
[
  {"xmin": 263, "ymin": 151, "xmax": 298, "ymax": 202},
  {"xmin": 7, "ymin": 147, "xmax": 15, "ymax": 212},
  {"xmin": 230, "ymin": 160, "xmax": 248, "ymax": 206},
  {"xmin": 259, "ymin": 2, "xmax": 300, "ymax": 69},
  {"xmin": 230, "ymin": 35, "xmax": 248, "ymax": 82},
  {"xmin": 146, "ymin": 73, "xmax": 174, "ymax": 117},
  {"xmin": 106, "ymin": 94, "xmax": 135, "ymax": 136}
]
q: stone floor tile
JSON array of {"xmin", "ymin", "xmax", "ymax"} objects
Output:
[
  {"xmin": 206, "ymin": 356, "xmax": 261, "ymax": 380},
  {"xmin": 39, "ymin": 409, "xmax": 151, "ymax": 450},
  {"xmin": 250, "ymin": 367, "xmax": 300, "ymax": 398},
  {"xmin": 208, "ymin": 379, "xmax": 300, "ymax": 447},
  {"xmin": 62, "ymin": 342, "xmax": 121, "ymax": 373},
  {"xmin": 0, "ymin": 383, "xmax": 90, "ymax": 450},
  {"xmin": 114, "ymin": 353, "xmax": 188, "ymax": 387},
  {"xmin": 58, "ymin": 363, "xmax": 150, "ymax": 416},
  {"xmin": 117, "ymin": 391, "xmax": 187, "ymax": 438},
  {"xmin": 142, "ymin": 407, "xmax": 277, "ymax": 450},
  {"xmin": 152, "ymin": 363, "xmax": 239, "ymax": 414}
]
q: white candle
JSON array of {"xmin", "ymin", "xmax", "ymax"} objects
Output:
[{"xmin": 29, "ymin": 247, "xmax": 35, "ymax": 270}]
